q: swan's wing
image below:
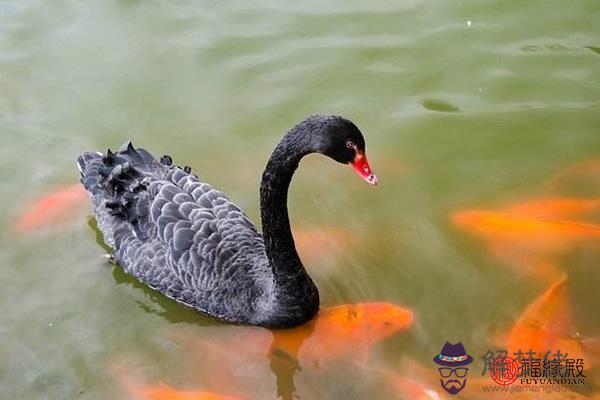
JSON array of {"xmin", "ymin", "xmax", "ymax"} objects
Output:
[
  {"xmin": 78, "ymin": 144, "xmax": 272, "ymax": 323},
  {"xmin": 144, "ymin": 168, "xmax": 272, "ymax": 318}
]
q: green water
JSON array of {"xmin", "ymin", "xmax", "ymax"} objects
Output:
[{"xmin": 2, "ymin": 1, "xmax": 600, "ymax": 399}]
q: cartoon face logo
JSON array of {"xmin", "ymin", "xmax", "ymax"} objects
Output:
[{"xmin": 433, "ymin": 342, "xmax": 473, "ymax": 395}]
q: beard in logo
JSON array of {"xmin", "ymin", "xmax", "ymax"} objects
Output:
[{"xmin": 440, "ymin": 378, "xmax": 467, "ymax": 395}]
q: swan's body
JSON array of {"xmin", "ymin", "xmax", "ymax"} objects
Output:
[{"xmin": 77, "ymin": 115, "xmax": 376, "ymax": 328}]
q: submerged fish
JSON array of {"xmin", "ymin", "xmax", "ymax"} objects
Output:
[
  {"xmin": 506, "ymin": 276, "xmax": 587, "ymax": 366},
  {"xmin": 110, "ymin": 360, "xmax": 245, "ymax": 400},
  {"xmin": 464, "ymin": 277, "xmax": 596, "ymax": 399},
  {"xmin": 453, "ymin": 210, "xmax": 600, "ymax": 246},
  {"xmin": 452, "ymin": 209, "xmax": 600, "ymax": 279},
  {"xmin": 271, "ymin": 302, "xmax": 414, "ymax": 367},
  {"xmin": 14, "ymin": 184, "xmax": 87, "ymax": 233}
]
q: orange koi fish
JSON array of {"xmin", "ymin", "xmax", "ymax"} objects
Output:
[
  {"xmin": 271, "ymin": 302, "xmax": 413, "ymax": 367},
  {"xmin": 452, "ymin": 209, "xmax": 600, "ymax": 279},
  {"xmin": 14, "ymin": 184, "xmax": 87, "ymax": 233},
  {"xmin": 506, "ymin": 275, "xmax": 586, "ymax": 366},
  {"xmin": 453, "ymin": 210, "xmax": 600, "ymax": 246},
  {"xmin": 470, "ymin": 277, "xmax": 599, "ymax": 399}
]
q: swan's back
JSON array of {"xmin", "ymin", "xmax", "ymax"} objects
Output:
[{"xmin": 77, "ymin": 142, "xmax": 274, "ymax": 325}]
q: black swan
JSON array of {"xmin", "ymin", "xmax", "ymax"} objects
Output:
[{"xmin": 77, "ymin": 115, "xmax": 377, "ymax": 328}]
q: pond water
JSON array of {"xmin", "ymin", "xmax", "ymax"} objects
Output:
[{"xmin": 2, "ymin": 1, "xmax": 600, "ymax": 399}]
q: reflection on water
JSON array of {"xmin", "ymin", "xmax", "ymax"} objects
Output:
[{"xmin": 2, "ymin": 0, "xmax": 600, "ymax": 399}]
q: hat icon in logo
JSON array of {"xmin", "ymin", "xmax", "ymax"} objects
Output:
[
  {"xmin": 433, "ymin": 342, "xmax": 473, "ymax": 395},
  {"xmin": 433, "ymin": 342, "xmax": 473, "ymax": 367}
]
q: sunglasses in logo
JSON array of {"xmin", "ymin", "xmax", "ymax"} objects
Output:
[{"xmin": 439, "ymin": 367, "xmax": 468, "ymax": 378}]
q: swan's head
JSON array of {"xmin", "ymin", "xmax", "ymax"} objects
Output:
[{"xmin": 304, "ymin": 115, "xmax": 378, "ymax": 186}]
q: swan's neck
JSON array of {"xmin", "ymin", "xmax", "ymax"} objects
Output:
[
  {"xmin": 259, "ymin": 128, "xmax": 321, "ymax": 327},
  {"xmin": 260, "ymin": 135, "xmax": 306, "ymax": 278}
]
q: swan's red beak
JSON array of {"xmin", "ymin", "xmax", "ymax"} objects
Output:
[{"xmin": 350, "ymin": 151, "xmax": 378, "ymax": 186}]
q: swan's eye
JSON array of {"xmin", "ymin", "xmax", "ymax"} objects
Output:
[{"xmin": 346, "ymin": 140, "xmax": 357, "ymax": 149}]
